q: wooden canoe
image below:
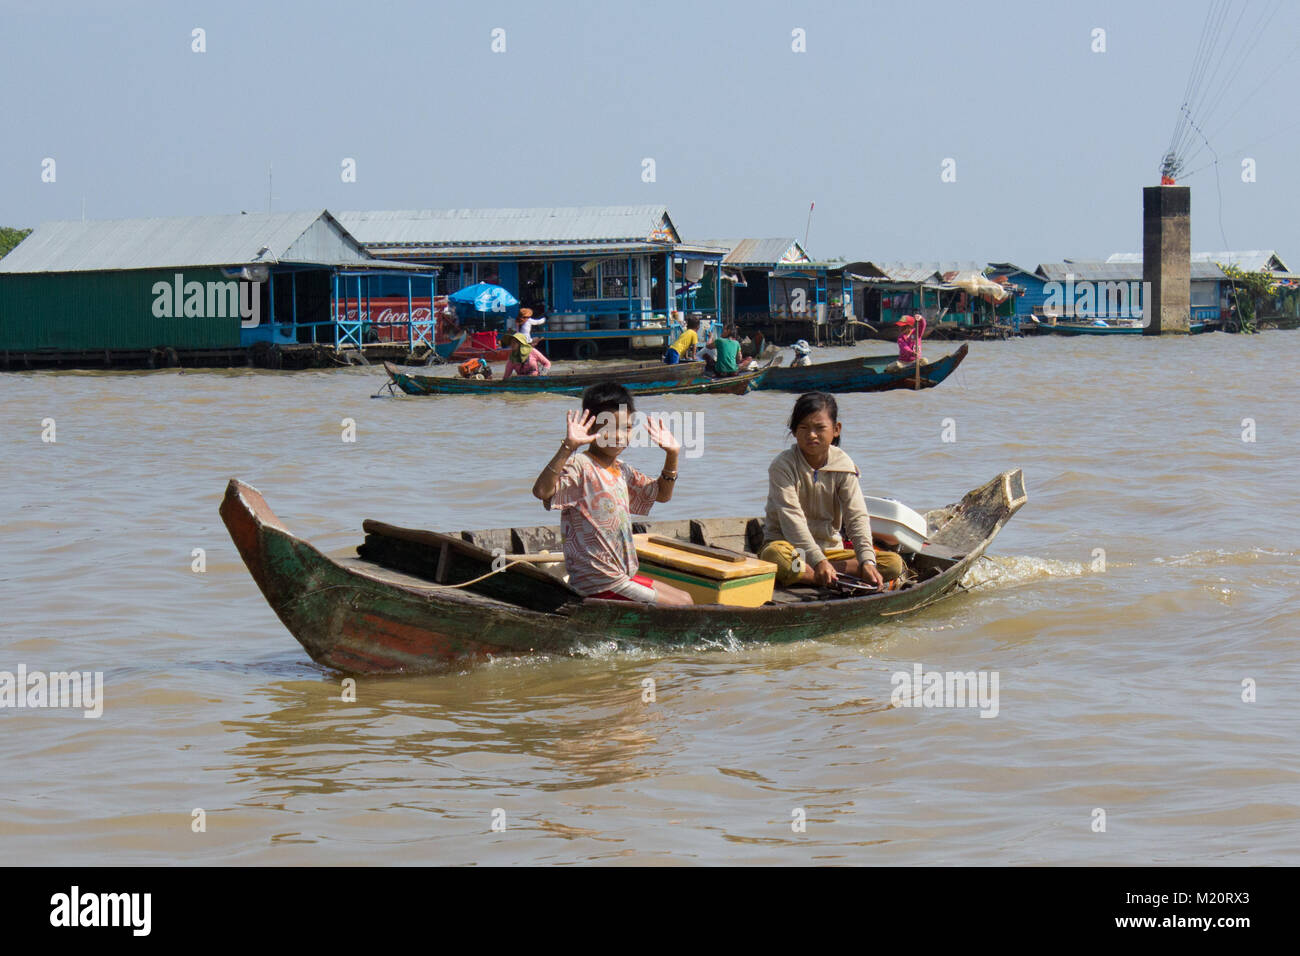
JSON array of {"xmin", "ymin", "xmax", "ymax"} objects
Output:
[
  {"xmin": 1048, "ymin": 321, "xmax": 1210, "ymax": 335},
  {"xmin": 757, "ymin": 343, "xmax": 969, "ymax": 392},
  {"xmin": 219, "ymin": 468, "xmax": 1026, "ymax": 674},
  {"xmin": 382, "ymin": 360, "xmax": 763, "ymax": 397}
]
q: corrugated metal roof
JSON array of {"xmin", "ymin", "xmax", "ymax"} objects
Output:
[
  {"xmin": 0, "ymin": 210, "xmax": 372, "ymax": 274},
  {"xmin": 986, "ymin": 261, "xmax": 1039, "ymax": 278},
  {"xmin": 868, "ymin": 262, "xmax": 951, "ymax": 283},
  {"xmin": 368, "ymin": 241, "xmax": 674, "ymax": 259},
  {"xmin": 1040, "ymin": 259, "xmax": 1226, "ymax": 281},
  {"xmin": 1108, "ymin": 250, "xmax": 1289, "ymax": 273},
  {"xmin": 337, "ymin": 205, "xmax": 676, "ymax": 248},
  {"xmin": 689, "ymin": 238, "xmax": 808, "ymax": 266}
]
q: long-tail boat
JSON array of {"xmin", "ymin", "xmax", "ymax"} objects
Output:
[
  {"xmin": 1047, "ymin": 320, "xmax": 1210, "ymax": 335},
  {"xmin": 219, "ymin": 468, "xmax": 1026, "ymax": 674},
  {"xmin": 757, "ymin": 343, "xmax": 968, "ymax": 393},
  {"xmin": 381, "ymin": 360, "xmax": 765, "ymax": 396}
]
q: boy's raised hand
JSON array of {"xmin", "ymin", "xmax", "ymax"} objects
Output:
[
  {"xmin": 565, "ymin": 409, "xmax": 600, "ymax": 447},
  {"xmin": 642, "ymin": 416, "xmax": 681, "ymax": 452},
  {"xmin": 644, "ymin": 415, "xmax": 680, "ymax": 452}
]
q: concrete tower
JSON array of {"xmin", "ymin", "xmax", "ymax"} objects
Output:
[{"xmin": 1142, "ymin": 185, "xmax": 1191, "ymax": 335}]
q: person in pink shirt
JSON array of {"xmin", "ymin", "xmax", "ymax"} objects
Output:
[
  {"xmin": 531, "ymin": 382, "xmax": 692, "ymax": 605},
  {"xmin": 502, "ymin": 332, "xmax": 552, "ymax": 380},
  {"xmin": 896, "ymin": 313, "xmax": 926, "ymax": 365}
]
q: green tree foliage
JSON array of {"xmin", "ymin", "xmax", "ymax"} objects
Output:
[
  {"xmin": 0, "ymin": 226, "xmax": 32, "ymax": 259},
  {"xmin": 1219, "ymin": 263, "xmax": 1278, "ymax": 332}
]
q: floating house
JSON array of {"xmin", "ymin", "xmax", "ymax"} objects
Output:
[
  {"xmin": 337, "ymin": 205, "xmax": 726, "ymax": 359},
  {"xmin": 688, "ymin": 245, "xmax": 1017, "ymax": 343},
  {"xmin": 1039, "ymin": 258, "xmax": 1227, "ymax": 323},
  {"xmin": 845, "ymin": 261, "xmax": 1011, "ymax": 331},
  {"xmin": 690, "ymin": 238, "xmax": 815, "ymax": 316},
  {"xmin": 0, "ymin": 210, "xmax": 438, "ymax": 367},
  {"xmin": 986, "ymin": 262, "xmax": 1049, "ymax": 328},
  {"xmin": 1108, "ymin": 250, "xmax": 1297, "ymax": 322}
]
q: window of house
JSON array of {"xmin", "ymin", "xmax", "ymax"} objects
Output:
[
  {"xmin": 601, "ymin": 258, "xmax": 639, "ymax": 298},
  {"xmin": 572, "ymin": 258, "xmax": 639, "ymax": 300},
  {"xmin": 572, "ymin": 262, "xmax": 597, "ymax": 299}
]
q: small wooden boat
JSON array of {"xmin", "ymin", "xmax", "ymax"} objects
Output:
[
  {"xmin": 757, "ymin": 343, "xmax": 969, "ymax": 392},
  {"xmin": 1049, "ymin": 321, "xmax": 1209, "ymax": 336},
  {"xmin": 219, "ymin": 468, "xmax": 1026, "ymax": 674},
  {"xmin": 381, "ymin": 360, "xmax": 764, "ymax": 396},
  {"xmin": 432, "ymin": 331, "xmax": 468, "ymax": 360}
]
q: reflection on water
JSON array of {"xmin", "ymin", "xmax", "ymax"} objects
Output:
[{"xmin": 1, "ymin": 334, "xmax": 1298, "ymax": 864}]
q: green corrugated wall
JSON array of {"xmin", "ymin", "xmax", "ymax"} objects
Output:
[{"xmin": 0, "ymin": 268, "xmax": 243, "ymax": 351}]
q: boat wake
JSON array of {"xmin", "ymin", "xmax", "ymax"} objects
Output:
[
  {"xmin": 959, "ymin": 554, "xmax": 1094, "ymax": 592},
  {"xmin": 568, "ymin": 628, "xmax": 748, "ymax": 660},
  {"xmin": 1152, "ymin": 547, "xmax": 1298, "ymax": 569}
]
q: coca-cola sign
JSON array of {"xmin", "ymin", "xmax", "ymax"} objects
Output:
[{"xmin": 334, "ymin": 295, "xmax": 452, "ymax": 342}]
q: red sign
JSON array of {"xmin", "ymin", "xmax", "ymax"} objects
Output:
[{"xmin": 334, "ymin": 295, "xmax": 453, "ymax": 342}]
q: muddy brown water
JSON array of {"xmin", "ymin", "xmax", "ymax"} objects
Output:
[{"xmin": 1, "ymin": 334, "xmax": 1296, "ymax": 864}]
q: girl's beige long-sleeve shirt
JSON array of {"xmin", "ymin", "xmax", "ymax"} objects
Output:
[{"xmin": 761, "ymin": 445, "xmax": 877, "ymax": 568}]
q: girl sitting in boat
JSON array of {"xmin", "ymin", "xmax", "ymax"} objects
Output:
[
  {"xmin": 502, "ymin": 332, "xmax": 552, "ymax": 379},
  {"xmin": 532, "ymin": 383, "xmax": 693, "ymax": 605},
  {"xmin": 759, "ymin": 392, "xmax": 905, "ymax": 589}
]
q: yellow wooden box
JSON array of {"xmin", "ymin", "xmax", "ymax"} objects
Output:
[{"xmin": 633, "ymin": 534, "xmax": 777, "ymax": 607}]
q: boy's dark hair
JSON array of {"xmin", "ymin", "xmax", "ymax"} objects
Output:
[
  {"xmin": 582, "ymin": 381, "xmax": 635, "ymax": 417},
  {"xmin": 723, "ymin": 323, "xmax": 737, "ymax": 338},
  {"xmin": 686, "ymin": 316, "xmax": 700, "ymax": 330},
  {"xmin": 788, "ymin": 392, "xmax": 840, "ymax": 445}
]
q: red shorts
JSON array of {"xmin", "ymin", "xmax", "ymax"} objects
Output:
[{"xmin": 590, "ymin": 573, "xmax": 657, "ymax": 602}]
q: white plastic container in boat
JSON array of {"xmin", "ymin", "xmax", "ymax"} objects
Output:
[{"xmin": 863, "ymin": 496, "xmax": 928, "ymax": 552}]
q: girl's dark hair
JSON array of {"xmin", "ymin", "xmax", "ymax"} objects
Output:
[
  {"xmin": 788, "ymin": 392, "xmax": 840, "ymax": 445},
  {"xmin": 582, "ymin": 381, "xmax": 635, "ymax": 417},
  {"xmin": 686, "ymin": 316, "xmax": 700, "ymax": 330}
]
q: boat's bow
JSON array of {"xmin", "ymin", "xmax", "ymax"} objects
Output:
[{"xmin": 220, "ymin": 479, "xmax": 292, "ymax": 597}]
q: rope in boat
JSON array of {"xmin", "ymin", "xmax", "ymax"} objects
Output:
[{"xmin": 433, "ymin": 558, "xmax": 553, "ymax": 590}]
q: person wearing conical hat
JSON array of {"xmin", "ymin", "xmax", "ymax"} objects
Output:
[{"xmin": 502, "ymin": 332, "xmax": 552, "ymax": 379}]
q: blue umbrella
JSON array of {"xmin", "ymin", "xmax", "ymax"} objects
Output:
[{"xmin": 448, "ymin": 282, "xmax": 519, "ymax": 314}]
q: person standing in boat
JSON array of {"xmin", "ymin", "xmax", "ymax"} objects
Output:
[
  {"xmin": 514, "ymin": 308, "xmax": 546, "ymax": 342},
  {"xmin": 662, "ymin": 316, "xmax": 700, "ymax": 364},
  {"xmin": 790, "ymin": 339, "xmax": 813, "ymax": 367},
  {"xmin": 759, "ymin": 392, "xmax": 905, "ymax": 589},
  {"xmin": 532, "ymin": 383, "xmax": 693, "ymax": 605},
  {"xmin": 501, "ymin": 332, "xmax": 552, "ymax": 380},
  {"xmin": 896, "ymin": 313, "xmax": 926, "ymax": 366}
]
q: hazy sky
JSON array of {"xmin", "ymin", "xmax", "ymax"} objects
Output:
[{"xmin": 3, "ymin": 0, "xmax": 1296, "ymax": 266}]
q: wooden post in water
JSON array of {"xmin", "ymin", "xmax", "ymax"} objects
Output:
[{"xmin": 1142, "ymin": 185, "xmax": 1191, "ymax": 335}]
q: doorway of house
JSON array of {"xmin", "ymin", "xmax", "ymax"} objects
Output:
[{"xmin": 519, "ymin": 261, "xmax": 546, "ymax": 314}]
